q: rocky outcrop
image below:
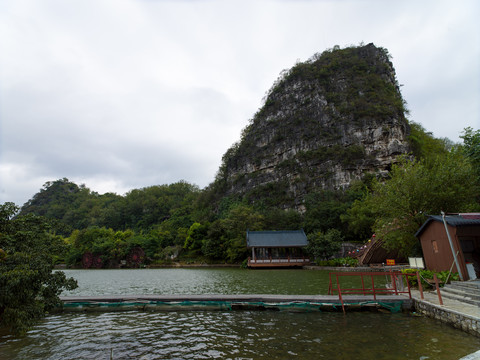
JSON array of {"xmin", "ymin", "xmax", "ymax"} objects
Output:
[{"xmin": 214, "ymin": 44, "xmax": 410, "ymax": 211}]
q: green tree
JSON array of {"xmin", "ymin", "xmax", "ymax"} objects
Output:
[
  {"xmin": 122, "ymin": 181, "xmax": 200, "ymax": 230},
  {"xmin": 262, "ymin": 208, "xmax": 303, "ymax": 231},
  {"xmin": 184, "ymin": 222, "xmax": 209, "ymax": 253},
  {"xmin": 407, "ymin": 121, "xmax": 452, "ymax": 159},
  {"xmin": 306, "ymin": 229, "xmax": 343, "ymax": 260},
  {"xmin": 341, "ymin": 196, "xmax": 375, "ymax": 242},
  {"xmin": 348, "ymin": 152, "xmax": 479, "ymax": 255},
  {"xmin": 20, "ymin": 179, "xmax": 200, "ymax": 234},
  {"xmin": 340, "ymin": 177, "xmax": 377, "ymax": 242},
  {"xmin": 222, "ymin": 205, "xmax": 265, "ymax": 263},
  {"xmin": 148, "ymin": 227, "xmax": 175, "ymax": 249},
  {"xmin": 0, "ymin": 203, "xmax": 78, "ymax": 334},
  {"xmin": 201, "ymin": 220, "xmax": 227, "ymax": 260},
  {"xmin": 304, "ymin": 190, "xmax": 351, "ymax": 235},
  {"xmin": 461, "ymin": 127, "xmax": 480, "ymax": 179}
]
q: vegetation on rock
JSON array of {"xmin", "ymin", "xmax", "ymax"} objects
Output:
[{"xmin": 205, "ymin": 43, "xmax": 410, "ymax": 212}]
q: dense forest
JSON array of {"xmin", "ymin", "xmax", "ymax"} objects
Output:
[{"xmin": 7, "ymin": 124, "xmax": 478, "ymax": 269}]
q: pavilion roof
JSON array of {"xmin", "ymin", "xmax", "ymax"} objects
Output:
[{"xmin": 246, "ymin": 230, "xmax": 308, "ymax": 248}]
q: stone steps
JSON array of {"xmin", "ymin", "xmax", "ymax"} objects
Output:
[
  {"xmin": 440, "ymin": 286, "xmax": 480, "ymax": 301},
  {"xmin": 449, "ymin": 280, "xmax": 480, "ymax": 290},
  {"xmin": 435, "ymin": 281, "xmax": 480, "ymax": 307},
  {"xmin": 438, "ymin": 291, "xmax": 480, "ymax": 307}
]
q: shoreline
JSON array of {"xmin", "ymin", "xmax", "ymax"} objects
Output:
[{"xmin": 55, "ymin": 263, "xmax": 410, "ymax": 271}]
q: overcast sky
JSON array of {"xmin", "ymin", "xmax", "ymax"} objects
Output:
[{"xmin": 1, "ymin": 0, "xmax": 479, "ymax": 206}]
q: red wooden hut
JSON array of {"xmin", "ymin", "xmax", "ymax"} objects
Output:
[{"xmin": 415, "ymin": 213, "xmax": 480, "ymax": 281}]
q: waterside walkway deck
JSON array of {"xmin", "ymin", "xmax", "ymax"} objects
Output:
[
  {"xmin": 59, "ymin": 291, "xmax": 480, "ymax": 338},
  {"xmin": 60, "ymin": 293, "xmax": 412, "ymax": 313},
  {"xmin": 410, "ymin": 289, "xmax": 480, "ymax": 337}
]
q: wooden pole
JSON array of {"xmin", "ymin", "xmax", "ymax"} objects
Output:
[{"xmin": 433, "ymin": 273, "xmax": 443, "ymax": 305}]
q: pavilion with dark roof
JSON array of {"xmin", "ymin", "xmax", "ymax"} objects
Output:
[
  {"xmin": 246, "ymin": 230, "xmax": 310, "ymax": 268},
  {"xmin": 415, "ymin": 213, "xmax": 480, "ymax": 281}
]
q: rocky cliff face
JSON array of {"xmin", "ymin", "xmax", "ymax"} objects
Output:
[{"xmin": 213, "ymin": 44, "xmax": 410, "ymax": 211}]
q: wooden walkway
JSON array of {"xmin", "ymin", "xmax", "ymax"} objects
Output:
[{"xmin": 59, "ymin": 294, "xmax": 414, "ymax": 312}]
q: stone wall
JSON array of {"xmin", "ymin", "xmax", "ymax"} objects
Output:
[{"xmin": 414, "ymin": 299, "xmax": 480, "ymax": 337}]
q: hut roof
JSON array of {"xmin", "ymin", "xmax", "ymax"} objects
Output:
[
  {"xmin": 246, "ymin": 230, "xmax": 308, "ymax": 248},
  {"xmin": 415, "ymin": 214, "xmax": 480, "ymax": 238}
]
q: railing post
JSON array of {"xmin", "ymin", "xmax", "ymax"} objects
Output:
[
  {"xmin": 361, "ymin": 273, "xmax": 365, "ymax": 295},
  {"xmin": 416, "ymin": 271, "xmax": 424, "ymax": 300},
  {"xmin": 405, "ymin": 273, "xmax": 412, "ymax": 299},
  {"xmin": 391, "ymin": 272, "xmax": 398, "ymax": 295},
  {"xmin": 328, "ymin": 273, "xmax": 332, "ymax": 295},
  {"xmin": 433, "ymin": 273, "xmax": 443, "ymax": 305},
  {"xmin": 336, "ymin": 274, "xmax": 345, "ymax": 314},
  {"xmin": 371, "ymin": 274, "xmax": 376, "ymax": 300}
]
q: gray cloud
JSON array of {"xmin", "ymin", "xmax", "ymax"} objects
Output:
[{"xmin": 1, "ymin": 0, "xmax": 479, "ymax": 206}]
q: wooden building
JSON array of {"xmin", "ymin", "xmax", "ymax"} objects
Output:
[
  {"xmin": 246, "ymin": 230, "xmax": 310, "ymax": 268},
  {"xmin": 415, "ymin": 214, "xmax": 480, "ymax": 281}
]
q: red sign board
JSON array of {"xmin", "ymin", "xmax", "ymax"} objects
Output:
[{"xmin": 386, "ymin": 259, "xmax": 395, "ymax": 266}]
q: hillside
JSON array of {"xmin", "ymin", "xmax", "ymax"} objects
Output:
[
  {"xmin": 13, "ymin": 44, "xmax": 475, "ymax": 266},
  {"xmin": 207, "ymin": 43, "xmax": 410, "ymax": 211},
  {"xmin": 19, "ymin": 178, "xmax": 199, "ymax": 235}
]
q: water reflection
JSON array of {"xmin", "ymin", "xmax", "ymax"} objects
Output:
[
  {"xmin": 1, "ymin": 311, "xmax": 478, "ymax": 359},
  {"xmin": 60, "ymin": 268, "xmax": 357, "ymax": 296},
  {"xmin": 1, "ymin": 269, "xmax": 478, "ymax": 359}
]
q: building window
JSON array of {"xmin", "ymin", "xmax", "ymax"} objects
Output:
[{"xmin": 432, "ymin": 240, "xmax": 439, "ymax": 254}]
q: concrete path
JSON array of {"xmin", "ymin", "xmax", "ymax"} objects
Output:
[
  {"xmin": 410, "ymin": 289, "xmax": 480, "ymax": 319},
  {"xmin": 460, "ymin": 350, "xmax": 480, "ymax": 360}
]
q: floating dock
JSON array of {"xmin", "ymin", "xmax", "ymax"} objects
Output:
[{"xmin": 59, "ymin": 294, "xmax": 413, "ymax": 313}]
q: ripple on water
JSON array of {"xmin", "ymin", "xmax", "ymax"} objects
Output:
[
  {"xmin": 58, "ymin": 268, "xmax": 336, "ymax": 296},
  {"xmin": 0, "ymin": 311, "xmax": 479, "ymax": 360}
]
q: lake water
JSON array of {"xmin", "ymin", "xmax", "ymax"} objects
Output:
[
  {"xmin": 1, "ymin": 268, "xmax": 479, "ymax": 359},
  {"xmin": 60, "ymin": 268, "xmax": 341, "ymax": 295}
]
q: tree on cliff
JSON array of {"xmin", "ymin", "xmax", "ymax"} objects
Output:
[
  {"xmin": 407, "ymin": 121, "xmax": 453, "ymax": 159},
  {"xmin": 199, "ymin": 43, "xmax": 410, "ymax": 214},
  {"xmin": 0, "ymin": 203, "xmax": 78, "ymax": 334}
]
